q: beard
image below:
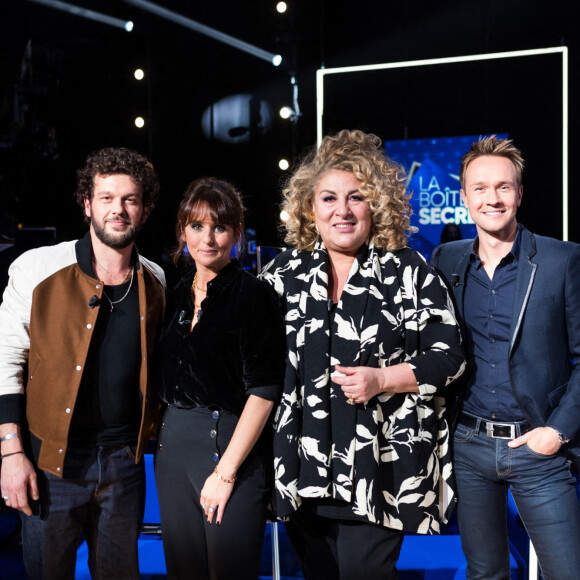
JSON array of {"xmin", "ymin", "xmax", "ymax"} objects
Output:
[{"xmin": 90, "ymin": 215, "xmax": 141, "ymax": 249}]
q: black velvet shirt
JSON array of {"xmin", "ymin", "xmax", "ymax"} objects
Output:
[{"xmin": 159, "ymin": 259, "xmax": 286, "ymax": 416}]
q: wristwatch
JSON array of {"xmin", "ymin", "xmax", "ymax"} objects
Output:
[{"xmin": 557, "ymin": 431, "xmax": 571, "ymax": 444}]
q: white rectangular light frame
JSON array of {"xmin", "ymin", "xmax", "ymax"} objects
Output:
[{"xmin": 316, "ymin": 47, "xmax": 569, "ymax": 240}]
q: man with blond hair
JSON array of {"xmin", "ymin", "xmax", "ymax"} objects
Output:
[{"xmin": 433, "ymin": 136, "xmax": 580, "ymax": 580}]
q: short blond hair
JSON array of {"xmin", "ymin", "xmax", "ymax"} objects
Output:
[
  {"xmin": 460, "ymin": 135, "xmax": 525, "ymax": 188},
  {"xmin": 281, "ymin": 129, "xmax": 413, "ymax": 251}
]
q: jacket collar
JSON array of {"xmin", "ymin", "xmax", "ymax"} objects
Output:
[
  {"xmin": 451, "ymin": 224, "xmax": 537, "ymax": 351},
  {"xmin": 510, "ymin": 225, "xmax": 537, "ymax": 351}
]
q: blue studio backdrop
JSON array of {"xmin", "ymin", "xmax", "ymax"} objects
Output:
[{"xmin": 385, "ymin": 134, "xmax": 508, "ymax": 260}]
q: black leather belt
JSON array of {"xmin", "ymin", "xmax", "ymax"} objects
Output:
[{"xmin": 459, "ymin": 412, "xmax": 533, "ymax": 440}]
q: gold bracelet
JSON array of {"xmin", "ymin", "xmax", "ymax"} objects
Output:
[{"xmin": 214, "ymin": 466, "xmax": 236, "ymax": 484}]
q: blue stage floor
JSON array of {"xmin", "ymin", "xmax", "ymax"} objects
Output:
[
  {"xmin": 1, "ymin": 509, "xmax": 523, "ymax": 580},
  {"xmin": 2, "ymin": 450, "xmax": 555, "ymax": 579}
]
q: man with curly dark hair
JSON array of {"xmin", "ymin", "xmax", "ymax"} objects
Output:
[{"xmin": 0, "ymin": 147, "xmax": 166, "ymax": 579}]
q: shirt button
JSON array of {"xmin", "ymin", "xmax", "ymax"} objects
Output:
[
  {"xmin": 491, "ymin": 289, "xmax": 496, "ymax": 295},
  {"xmin": 212, "ymin": 453, "xmax": 219, "ymax": 461},
  {"xmin": 490, "ymin": 338, "xmax": 496, "ymax": 343},
  {"xmin": 491, "ymin": 363, "xmax": 496, "ymax": 368},
  {"xmin": 491, "ymin": 413, "xmax": 496, "ymax": 419},
  {"xmin": 212, "ymin": 410, "xmax": 220, "ymax": 419},
  {"xmin": 57, "ymin": 467, "xmax": 61, "ymax": 472},
  {"xmin": 489, "ymin": 314, "xmax": 494, "ymax": 319},
  {"xmin": 210, "ymin": 429, "xmax": 217, "ymax": 438},
  {"xmin": 86, "ymin": 324, "xmax": 92, "ymax": 329},
  {"xmin": 76, "ymin": 365, "xmax": 82, "ymax": 371},
  {"xmin": 158, "ymin": 444, "xmax": 163, "ymax": 450},
  {"xmin": 65, "ymin": 408, "xmax": 71, "ymax": 414},
  {"xmin": 59, "ymin": 449, "xmax": 63, "ymax": 454}
]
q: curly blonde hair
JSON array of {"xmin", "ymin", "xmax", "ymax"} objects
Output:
[{"xmin": 281, "ymin": 129, "xmax": 413, "ymax": 251}]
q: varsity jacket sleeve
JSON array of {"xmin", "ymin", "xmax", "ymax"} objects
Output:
[
  {"xmin": 0, "ymin": 242, "xmax": 77, "ymax": 424},
  {"xmin": 0, "ymin": 252, "xmax": 36, "ymax": 424}
]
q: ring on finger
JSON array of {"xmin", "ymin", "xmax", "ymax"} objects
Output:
[
  {"xmin": 208, "ymin": 506, "xmax": 216, "ymax": 512},
  {"xmin": 2, "ymin": 496, "xmax": 8, "ymax": 501}
]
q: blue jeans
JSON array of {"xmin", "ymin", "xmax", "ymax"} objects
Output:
[
  {"xmin": 454, "ymin": 414, "xmax": 580, "ymax": 580},
  {"xmin": 21, "ymin": 444, "xmax": 145, "ymax": 580}
]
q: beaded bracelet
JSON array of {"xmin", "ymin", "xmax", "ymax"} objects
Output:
[{"xmin": 214, "ymin": 467, "xmax": 236, "ymax": 484}]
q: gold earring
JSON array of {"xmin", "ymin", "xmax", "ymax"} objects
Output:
[{"xmin": 311, "ymin": 214, "xmax": 318, "ymax": 234}]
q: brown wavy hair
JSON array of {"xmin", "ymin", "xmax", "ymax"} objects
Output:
[
  {"xmin": 281, "ymin": 129, "xmax": 413, "ymax": 251},
  {"xmin": 172, "ymin": 177, "xmax": 245, "ymax": 265},
  {"xmin": 75, "ymin": 147, "xmax": 159, "ymax": 220}
]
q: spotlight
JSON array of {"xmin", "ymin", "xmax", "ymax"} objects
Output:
[
  {"xmin": 134, "ymin": 116, "xmax": 145, "ymax": 128},
  {"xmin": 278, "ymin": 159, "xmax": 290, "ymax": 170},
  {"xmin": 201, "ymin": 94, "xmax": 273, "ymax": 144},
  {"xmin": 276, "ymin": 2, "xmax": 287, "ymax": 13},
  {"xmin": 279, "ymin": 77, "xmax": 302, "ymax": 123},
  {"xmin": 124, "ymin": 0, "xmax": 282, "ymax": 66},
  {"xmin": 27, "ymin": 0, "xmax": 133, "ymax": 31},
  {"xmin": 280, "ymin": 210, "xmax": 290, "ymax": 222},
  {"xmin": 279, "ymin": 106, "xmax": 293, "ymax": 120},
  {"xmin": 134, "ymin": 68, "xmax": 145, "ymax": 80}
]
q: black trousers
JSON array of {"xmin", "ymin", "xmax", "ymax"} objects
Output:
[
  {"xmin": 155, "ymin": 405, "xmax": 270, "ymax": 580},
  {"xmin": 285, "ymin": 504, "xmax": 404, "ymax": 580}
]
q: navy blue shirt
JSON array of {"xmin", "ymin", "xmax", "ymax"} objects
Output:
[{"xmin": 462, "ymin": 228, "xmax": 525, "ymax": 421}]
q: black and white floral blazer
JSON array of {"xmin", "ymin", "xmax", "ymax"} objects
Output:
[{"xmin": 260, "ymin": 240, "xmax": 466, "ymax": 534}]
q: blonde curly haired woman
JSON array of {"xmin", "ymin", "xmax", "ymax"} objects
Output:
[{"xmin": 261, "ymin": 130, "xmax": 466, "ymax": 580}]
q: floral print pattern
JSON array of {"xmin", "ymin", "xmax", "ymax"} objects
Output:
[{"xmin": 261, "ymin": 240, "xmax": 465, "ymax": 534}]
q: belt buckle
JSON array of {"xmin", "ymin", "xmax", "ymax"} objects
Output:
[{"xmin": 486, "ymin": 422, "xmax": 515, "ymax": 439}]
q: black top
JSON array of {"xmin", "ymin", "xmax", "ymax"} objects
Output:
[
  {"xmin": 159, "ymin": 259, "xmax": 286, "ymax": 416},
  {"xmin": 69, "ymin": 267, "xmax": 142, "ymax": 447}
]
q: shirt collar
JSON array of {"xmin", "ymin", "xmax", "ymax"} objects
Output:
[
  {"xmin": 208, "ymin": 258, "xmax": 241, "ymax": 292},
  {"xmin": 469, "ymin": 224, "xmax": 521, "ymax": 268}
]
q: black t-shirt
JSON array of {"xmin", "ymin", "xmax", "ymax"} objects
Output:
[{"xmin": 68, "ymin": 271, "xmax": 142, "ymax": 447}]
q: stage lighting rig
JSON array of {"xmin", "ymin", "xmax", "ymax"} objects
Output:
[
  {"xmin": 123, "ymin": 0, "xmax": 283, "ymax": 66},
  {"xmin": 27, "ymin": 0, "xmax": 134, "ymax": 31}
]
